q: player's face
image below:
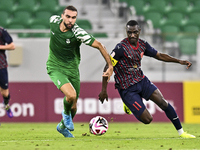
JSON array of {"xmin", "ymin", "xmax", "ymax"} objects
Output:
[
  {"xmin": 126, "ymin": 25, "xmax": 141, "ymax": 46},
  {"xmin": 62, "ymin": 9, "xmax": 77, "ymax": 29}
]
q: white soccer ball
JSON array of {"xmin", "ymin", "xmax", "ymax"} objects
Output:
[{"xmin": 89, "ymin": 116, "xmax": 108, "ymax": 135}]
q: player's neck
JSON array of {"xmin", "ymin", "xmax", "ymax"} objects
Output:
[{"xmin": 130, "ymin": 41, "xmax": 137, "ymax": 47}]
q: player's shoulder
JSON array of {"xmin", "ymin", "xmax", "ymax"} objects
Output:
[
  {"xmin": 114, "ymin": 43, "xmax": 125, "ymax": 52},
  {"xmin": 72, "ymin": 23, "xmax": 80, "ymax": 32},
  {"xmin": 0, "ymin": 26, "xmax": 3, "ymax": 32},
  {"xmin": 72, "ymin": 23, "xmax": 90, "ymax": 37},
  {"xmin": 72, "ymin": 23, "xmax": 86, "ymax": 34},
  {"xmin": 115, "ymin": 42, "xmax": 123, "ymax": 49},
  {"xmin": 0, "ymin": 26, "xmax": 8, "ymax": 34},
  {"xmin": 49, "ymin": 15, "xmax": 62, "ymax": 24},
  {"xmin": 0, "ymin": 26, "xmax": 5, "ymax": 31}
]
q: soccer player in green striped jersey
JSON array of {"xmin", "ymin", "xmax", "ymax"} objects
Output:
[{"xmin": 46, "ymin": 5, "xmax": 113, "ymax": 138}]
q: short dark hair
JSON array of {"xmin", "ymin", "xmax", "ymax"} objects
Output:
[
  {"xmin": 63, "ymin": 5, "xmax": 78, "ymax": 14},
  {"xmin": 126, "ymin": 20, "xmax": 139, "ymax": 27}
]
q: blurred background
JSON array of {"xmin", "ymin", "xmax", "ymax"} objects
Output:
[{"xmin": 0, "ymin": 0, "xmax": 199, "ymax": 123}]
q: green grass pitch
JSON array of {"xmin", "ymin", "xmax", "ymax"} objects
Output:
[{"xmin": 0, "ymin": 122, "xmax": 199, "ymax": 150}]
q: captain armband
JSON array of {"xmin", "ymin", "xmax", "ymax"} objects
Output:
[{"xmin": 110, "ymin": 55, "xmax": 118, "ymax": 66}]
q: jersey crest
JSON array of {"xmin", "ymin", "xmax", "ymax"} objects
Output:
[{"xmin": 66, "ymin": 39, "xmax": 70, "ymax": 44}]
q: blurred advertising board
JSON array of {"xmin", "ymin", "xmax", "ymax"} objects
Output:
[
  {"xmin": 183, "ymin": 81, "xmax": 200, "ymax": 123},
  {"xmin": 0, "ymin": 82, "xmax": 183, "ymax": 123}
]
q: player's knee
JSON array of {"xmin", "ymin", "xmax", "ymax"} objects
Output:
[
  {"xmin": 140, "ymin": 109, "xmax": 153, "ymax": 124},
  {"xmin": 143, "ymin": 116, "xmax": 153, "ymax": 124},
  {"xmin": 139, "ymin": 113, "xmax": 153, "ymax": 124},
  {"xmin": 66, "ymin": 94, "xmax": 76, "ymax": 104}
]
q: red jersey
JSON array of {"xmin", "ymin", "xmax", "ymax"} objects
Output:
[{"xmin": 110, "ymin": 38, "xmax": 157, "ymax": 89}]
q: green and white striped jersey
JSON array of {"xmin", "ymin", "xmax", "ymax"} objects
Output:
[{"xmin": 46, "ymin": 15, "xmax": 95, "ymax": 70}]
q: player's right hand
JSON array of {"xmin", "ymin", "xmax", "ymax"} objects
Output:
[
  {"xmin": 98, "ymin": 91, "xmax": 108, "ymax": 104},
  {"xmin": 102, "ymin": 65, "xmax": 113, "ymax": 82}
]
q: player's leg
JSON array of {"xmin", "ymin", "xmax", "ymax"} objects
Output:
[
  {"xmin": 60, "ymin": 75, "xmax": 80, "ymax": 132},
  {"xmin": 149, "ymin": 89, "xmax": 195, "ymax": 138},
  {"xmin": 59, "ymin": 98, "xmax": 77, "ymax": 128},
  {"xmin": 60, "ymin": 83, "xmax": 76, "ymax": 131},
  {"xmin": 71, "ymin": 100, "xmax": 77, "ymax": 119},
  {"xmin": 123, "ymin": 101, "xmax": 152, "ymax": 124},
  {"xmin": 0, "ymin": 88, "xmax": 13, "ymax": 118},
  {"xmin": 0, "ymin": 68, "xmax": 13, "ymax": 118},
  {"xmin": 69, "ymin": 75, "xmax": 80, "ymax": 120},
  {"xmin": 57, "ymin": 77, "xmax": 80, "ymax": 137},
  {"xmin": 118, "ymin": 87, "xmax": 153, "ymax": 124},
  {"xmin": 47, "ymin": 69, "xmax": 75, "ymax": 135},
  {"xmin": 59, "ymin": 95, "xmax": 78, "ymax": 125},
  {"xmin": 56, "ymin": 121, "xmax": 74, "ymax": 138},
  {"xmin": 56, "ymin": 83, "xmax": 76, "ymax": 137}
]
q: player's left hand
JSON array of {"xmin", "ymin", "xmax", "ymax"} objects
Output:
[
  {"xmin": 102, "ymin": 66, "xmax": 113, "ymax": 82},
  {"xmin": 98, "ymin": 91, "xmax": 108, "ymax": 104},
  {"xmin": 180, "ymin": 60, "xmax": 192, "ymax": 69}
]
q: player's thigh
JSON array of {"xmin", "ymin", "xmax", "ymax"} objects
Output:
[
  {"xmin": 149, "ymin": 89, "xmax": 168, "ymax": 110},
  {"xmin": 141, "ymin": 76, "xmax": 157, "ymax": 100},
  {"xmin": 69, "ymin": 77, "xmax": 80, "ymax": 99},
  {"xmin": 119, "ymin": 89, "xmax": 146, "ymax": 118},
  {"xmin": 60, "ymin": 83, "xmax": 77, "ymax": 100},
  {"xmin": 48, "ymin": 69, "xmax": 80, "ymax": 98},
  {"xmin": 0, "ymin": 68, "xmax": 9, "ymax": 91},
  {"xmin": 48, "ymin": 70, "xmax": 76, "ymax": 97}
]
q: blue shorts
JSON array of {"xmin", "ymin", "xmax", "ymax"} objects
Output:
[
  {"xmin": 0, "ymin": 68, "xmax": 9, "ymax": 89},
  {"xmin": 118, "ymin": 76, "xmax": 157, "ymax": 119}
]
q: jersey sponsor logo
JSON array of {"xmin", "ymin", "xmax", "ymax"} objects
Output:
[
  {"xmin": 133, "ymin": 64, "xmax": 137, "ymax": 68},
  {"xmin": 66, "ymin": 39, "xmax": 70, "ymax": 44},
  {"xmin": 110, "ymin": 55, "xmax": 118, "ymax": 67}
]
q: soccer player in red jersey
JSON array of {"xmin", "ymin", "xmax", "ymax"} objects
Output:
[
  {"xmin": 0, "ymin": 26, "xmax": 15, "ymax": 118},
  {"xmin": 99, "ymin": 20, "xmax": 195, "ymax": 138}
]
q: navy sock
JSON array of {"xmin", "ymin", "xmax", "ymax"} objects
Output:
[
  {"xmin": 164, "ymin": 103, "xmax": 182, "ymax": 130},
  {"xmin": 3, "ymin": 94, "xmax": 10, "ymax": 105}
]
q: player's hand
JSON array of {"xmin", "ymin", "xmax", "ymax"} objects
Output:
[
  {"xmin": 102, "ymin": 66, "xmax": 113, "ymax": 82},
  {"xmin": 98, "ymin": 91, "xmax": 108, "ymax": 104},
  {"xmin": 180, "ymin": 60, "xmax": 192, "ymax": 69}
]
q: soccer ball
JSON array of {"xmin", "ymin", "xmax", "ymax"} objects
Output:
[{"xmin": 89, "ymin": 116, "xmax": 108, "ymax": 135}]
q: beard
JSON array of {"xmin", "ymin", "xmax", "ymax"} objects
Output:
[
  {"xmin": 129, "ymin": 38, "xmax": 137, "ymax": 45},
  {"xmin": 64, "ymin": 22, "xmax": 74, "ymax": 30}
]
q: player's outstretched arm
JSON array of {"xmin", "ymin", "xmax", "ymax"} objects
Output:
[
  {"xmin": 91, "ymin": 40, "xmax": 113, "ymax": 81},
  {"xmin": 98, "ymin": 64, "xmax": 109, "ymax": 104},
  {"xmin": 154, "ymin": 52, "xmax": 192, "ymax": 69},
  {"xmin": 0, "ymin": 42, "xmax": 15, "ymax": 50}
]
